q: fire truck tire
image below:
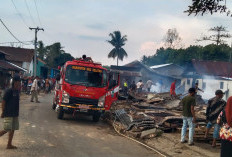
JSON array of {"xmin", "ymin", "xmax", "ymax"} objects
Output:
[
  {"xmin": 92, "ymin": 112, "xmax": 101, "ymax": 122},
  {"xmin": 57, "ymin": 107, "xmax": 64, "ymax": 119}
]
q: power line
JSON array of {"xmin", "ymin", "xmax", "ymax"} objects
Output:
[
  {"xmin": 0, "ymin": 19, "xmax": 32, "ymax": 45},
  {"xmin": 11, "ymin": 0, "xmax": 29, "ymax": 27},
  {"xmin": 0, "ymin": 41, "xmax": 33, "ymax": 45},
  {"xmin": 33, "ymin": 0, "xmax": 42, "ymax": 26},
  {"xmin": 24, "ymin": 0, "xmax": 36, "ymax": 26}
]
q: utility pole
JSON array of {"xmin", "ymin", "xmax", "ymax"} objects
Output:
[{"xmin": 29, "ymin": 27, "xmax": 44, "ymax": 76}]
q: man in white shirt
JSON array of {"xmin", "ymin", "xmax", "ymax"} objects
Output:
[
  {"xmin": 136, "ymin": 80, "xmax": 143, "ymax": 93},
  {"xmin": 30, "ymin": 76, "xmax": 40, "ymax": 103}
]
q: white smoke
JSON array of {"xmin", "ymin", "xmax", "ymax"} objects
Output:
[{"xmin": 200, "ymin": 75, "xmax": 226, "ymax": 100}]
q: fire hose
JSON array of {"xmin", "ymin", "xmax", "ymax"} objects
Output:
[{"xmin": 112, "ymin": 117, "xmax": 167, "ymax": 157}]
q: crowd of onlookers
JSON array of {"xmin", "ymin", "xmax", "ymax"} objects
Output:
[{"xmin": 21, "ymin": 76, "xmax": 56, "ymax": 95}]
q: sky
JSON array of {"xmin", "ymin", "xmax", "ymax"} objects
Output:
[{"xmin": 1, "ymin": 0, "xmax": 232, "ymax": 66}]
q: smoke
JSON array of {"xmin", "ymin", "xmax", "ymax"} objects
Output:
[{"xmin": 199, "ymin": 75, "xmax": 225, "ymax": 100}]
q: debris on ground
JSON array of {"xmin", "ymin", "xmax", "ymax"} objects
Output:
[{"xmin": 105, "ymin": 92, "xmax": 217, "ymax": 145}]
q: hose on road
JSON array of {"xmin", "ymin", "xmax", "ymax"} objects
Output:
[{"xmin": 112, "ymin": 119, "xmax": 167, "ymax": 157}]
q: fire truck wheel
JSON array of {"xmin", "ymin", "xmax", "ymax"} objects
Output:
[
  {"xmin": 92, "ymin": 112, "xmax": 101, "ymax": 122},
  {"xmin": 57, "ymin": 107, "xmax": 64, "ymax": 119}
]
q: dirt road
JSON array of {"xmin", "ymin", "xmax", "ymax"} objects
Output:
[{"xmin": 0, "ymin": 93, "xmax": 157, "ymax": 157}]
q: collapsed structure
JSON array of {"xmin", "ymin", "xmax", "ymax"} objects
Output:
[{"xmin": 105, "ymin": 92, "xmax": 217, "ymax": 146}]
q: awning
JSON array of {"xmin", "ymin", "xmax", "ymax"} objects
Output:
[{"xmin": 0, "ymin": 60, "xmax": 27, "ymax": 72}]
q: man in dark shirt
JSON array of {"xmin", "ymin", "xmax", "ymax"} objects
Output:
[
  {"xmin": 0, "ymin": 75, "xmax": 21, "ymax": 149},
  {"xmin": 205, "ymin": 89, "xmax": 226, "ymax": 147},
  {"xmin": 180, "ymin": 88, "xmax": 196, "ymax": 146}
]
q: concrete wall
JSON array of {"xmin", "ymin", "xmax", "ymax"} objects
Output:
[
  {"xmin": 182, "ymin": 77, "xmax": 232, "ymax": 100},
  {"xmin": 29, "ymin": 60, "xmax": 33, "ymax": 76}
]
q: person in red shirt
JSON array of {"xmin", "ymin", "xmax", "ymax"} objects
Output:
[{"xmin": 170, "ymin": 80, "xmax": 176, "ymax": 99}]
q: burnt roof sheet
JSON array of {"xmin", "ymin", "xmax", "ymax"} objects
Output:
[{"xmin": 192, "ymin": 60, "xmax": 232, "ymax": 77}]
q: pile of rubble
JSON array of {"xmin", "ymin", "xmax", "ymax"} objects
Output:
[{"xmin": 105, "ymin": 92, "xmax": 215, "ymax": 144}]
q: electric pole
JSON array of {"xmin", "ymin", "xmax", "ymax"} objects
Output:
[{"xmin": 29, "ymin": 27, "xmax": 44, "ymax": 76}]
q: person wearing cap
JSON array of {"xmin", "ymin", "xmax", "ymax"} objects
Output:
[
  {"xmin": 0, "ymin": 75, "xmax": 21, "ymax": 149},
  {"xmin": 205, "ymin": 89, "xmax": 226, "ymax": 147},
  {"xmin": 180, "ymin": 87, "xmax": 196, "ymax": 146}
]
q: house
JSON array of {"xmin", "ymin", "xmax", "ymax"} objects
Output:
[
  {"xmin": 0, "ymin": 51, "xmax": 26, "ymax": 89},
  {"xmin": 124, "ymin": 60, "xmax": 181, "ymax": 93},
  {"xmin": 110, "ymin": 65, "xmax": 141, "ymax": 87},
  {"xmin": 0, "ymin": 46, "xmax": 34, "ymax": 75},
  {"xmin": 37, "ymin": 58, "xmax": 48, "ymax": 78},
  {"xmin": 181, "ymin": 60, "xmax": 232, "ymax": 100}
]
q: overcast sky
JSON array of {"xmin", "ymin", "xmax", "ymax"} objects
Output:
[{"xmin": 1, "ymin": 0, "xmax": 232, "ymax": 66}]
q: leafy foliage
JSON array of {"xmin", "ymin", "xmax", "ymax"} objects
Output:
[
  {"xmin": 107, "ymin": 31, "xmax": 128, "ymax": 66},
  {"xmin": 37, "ymin": 41, "xmax": 74, "ymax": 68},
  {"xmin": 185, "ymin": 0, "xmax": 232, "ymax": 16},
  {"xmin": 141, "ymin": 44, "xmax": 231, "ymax": 66}
]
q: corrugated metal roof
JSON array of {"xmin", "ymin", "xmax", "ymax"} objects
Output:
[
  {"xmin": 0, "ymin": 60, "xmax": 25, "ymax": 71},
  {"xmin": 150, "ymin": 63, "xmax": 172, "ymax": 69},
  {"xmin": 0, "ymin": 46, "xmax": 34, "ymax": 62},
  {"xmin": 110, "ymin": 65, "xmax": 141, "ymax": 72},
  {"xmin": 192, "ymin": 60, "xmax": 232, "ymax": 77}
]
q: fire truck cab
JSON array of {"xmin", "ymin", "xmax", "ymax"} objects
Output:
[{"xmin": 53, "ymin": 58, "xmax": 119, "ymax": 122}]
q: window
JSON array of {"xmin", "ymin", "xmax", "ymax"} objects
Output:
[
  {"xmin": 187, "ymin": 79, "xmax": 190, "ymax": 85},
  {"xmin": 220, "ymin": 82, "xmax": 224, "ymax": 89},
  {"xmin": 203, "ymin": 82, "xmax": 206, "ymax": 90},
  {"xmin": 65, "ymin": 65, "xmax": 107, "ymax": 87}
]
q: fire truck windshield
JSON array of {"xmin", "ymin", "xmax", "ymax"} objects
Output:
[{"xmin": 64, "ymin": 65, "xmax": 107, "ymax": 87}]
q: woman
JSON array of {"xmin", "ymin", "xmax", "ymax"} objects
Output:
[{"xmin": 217, "ymin": 96, "xmax": 232, "ymax": 157}]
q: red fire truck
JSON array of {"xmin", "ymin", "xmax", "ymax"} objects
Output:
[{"xmin": 52, "ymin": 58, "xmax": 119, "ymax": 122}]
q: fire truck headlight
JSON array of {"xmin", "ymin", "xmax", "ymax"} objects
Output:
[
  {"xmin": 98, "ymin": 95, "xmax": 105, "ymax": 107},
  {"xmin": 62, "ymin": 90, "xmax": 70, "ymax": 104}
]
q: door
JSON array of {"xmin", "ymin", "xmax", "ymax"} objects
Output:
[{"xmin": 105, "ymin": 73, "xmax": 120, "ymax": 110}]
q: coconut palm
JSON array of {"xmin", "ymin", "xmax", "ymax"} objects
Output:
[{"xmin": 107, "ymin": 31, "xmax": 128, "ymax": 66}]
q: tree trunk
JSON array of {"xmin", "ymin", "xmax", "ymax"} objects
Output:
[{"xmin": 117, "ymin": 56, "xmax": 119, "ymax": 66}]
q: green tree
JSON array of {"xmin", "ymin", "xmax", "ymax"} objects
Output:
[
  {"xmin": 141, "ymin": 44, "xmax": 231, "ymax": 66},
  {"xmin": 107, "ymin": 31, "xmax": 128, "ymax": 66},
  {"xmin": 37, "ymin": 41, "xmax": 47, "ymax": 60},
  {"xmin": 185, "ymin": 0, "xmax": 231, "ymax": 17},
  {"xmin": 54, "ymin": 53, "xmax": 74, "ymax": 67},
  {"xmin": 45, "ymin": 42, "xmax": 65, "ymax": 68}
]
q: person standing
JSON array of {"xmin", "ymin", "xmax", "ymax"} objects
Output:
[
  {"xmin": 31, "ymin": 76, "xmax": 40, "ymax": 103},
  {"xmin": 129, "ymin": 81, "xmax": 137, "ymax": 94},
  {"xmin": 146, "ymin": 80, "xmax": 153, "ymax": 92},
  {"xmin": 217, "ymin": 96, "xmax": 232, "ymax": 157},
  {"xmin": 170, "ymin": 80, "xmax": 176, "ymax": 99},
  {"xmin": 45, "ymin": 78, "xmax": 50, "ymax": 94},
  {"xmin": 180, "ymin": 88, "xmax": 196, "ymax": 146},
  {"xmin": 195, "ymin": 83, "xmax": 204, "ymax": 94},
  {"xmin": 136, "ymin": 80, "xmax": 143, "ymax": 94},
  {"xmin": 123, "ymin": 79, "xmax": 128, "ymax": 96},
  {"xmin": 205, "ymin": 90, "xmax": 226, "ymax": 147},
  {"xmin": 0, "ymin": 75, "xmax": 21, "ymax": 149}
]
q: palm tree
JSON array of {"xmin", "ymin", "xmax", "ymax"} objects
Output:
[{"xmin": 107, "ymin": 31, "xmax": 128, "ymax": 66}]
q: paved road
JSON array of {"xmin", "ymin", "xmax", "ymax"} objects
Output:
[{"xmin": 0, "ymin": 93, "xmax": 157, "ymax": 157}]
